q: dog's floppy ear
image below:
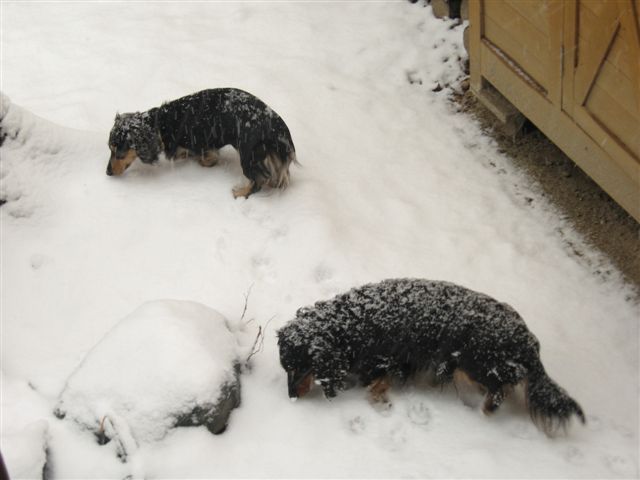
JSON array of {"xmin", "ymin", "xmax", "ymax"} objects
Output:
[
  {"xmin": 310, "ymin": 336, "xmax": 348, "ymax": 398},
  {"xmin": 131, "ymin": 121, "xmax": 162, "ymax": 164}
]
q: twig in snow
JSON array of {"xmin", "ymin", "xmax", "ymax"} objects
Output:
[
  {"xmin": 246, "ymin": 315, "xmax": 275, "ymax": 364},
  {"xmin": 240, "ymin": 283, "xmax": 254, "ymax": 324}
]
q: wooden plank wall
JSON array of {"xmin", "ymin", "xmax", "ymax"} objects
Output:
[{"xmin": 470, "ymin": 0, "xmax": 640, "ymax": 221}]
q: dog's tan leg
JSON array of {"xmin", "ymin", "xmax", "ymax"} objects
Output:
[
  {"xmin": 232, "ymin": 181, "xmax": 257, "ymax": 199},
  {"xmin": 199, "ymin": 149, "xmax": 220, "ymax": 167},
  {"xmin": 296, "ymin": 373, "xmax": 314, "ymax": 398},
  {"xmin": 368, "ymin": 376, "xmax": 392, "ymax": 403},
  {"xmin": 175, "ymin": 147, "xmax": 191, "ymax": 160}
]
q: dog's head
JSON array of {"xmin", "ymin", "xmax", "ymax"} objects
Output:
[
  {"xmin": 106, "ymin": 112, "xmax": 161, "ymax": 176},
  {"xmin": 277, "ymin": 326, "xmax": 315, "ymax": 399}
]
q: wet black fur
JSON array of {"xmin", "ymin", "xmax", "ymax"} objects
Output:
[
  {"xmin": 277, "ymin": 278, "xmax": 585, "ymax": 433},
  {"xmin": 107, "ymin": 88, "xmax": 296, "ymax": 194}
]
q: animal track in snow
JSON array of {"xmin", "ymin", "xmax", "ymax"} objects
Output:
[
  {"xmin": 347, "ymin": 415, "xmax": 366, "ymax": 435},
  {"xmin": 603, "ymin": 454, "xmax": 632, "ymax": 476},
  {"xmin": 215, "ymin": 236, "xmax": 227, "ymax": 260},
  {"xmin": 251, "ymin": 254, "xmax": 271, "ymax": 269},
  {"xmin": 610, "ymin": 420, "xmax": 634, "ymax": 439},
  {"xmin": 312, "ymin": 264, "xmax": 333, "ymax": 283},
  {"xmin": 508, "ymin": 421, "xmax": 536, "ymax": 440},
  {"xmin": 30, "ymin": 253, "xmax": 47, "ymax": 270},
  {"xmin": 7, "ymin": 203, "xmax": 34, "ymax": 219},
  {"xmin": 250, "ymin": 253, "xmax": 276, "ymax": 283},
  {"xmin": 382, "ymin": 422, "xmax": 408, "ymax": 451},
  {"xmin": 406, "ymin": 400, "xmax": 432, "ymax": 428},
  {"xmin": 370, "ymin": 399, "xmax": 393, "ymax": 417},
  {"xmin": 270, "ymin": 224, "xmax": 288, "ymax": 240},
  {"xmin": 240, "ymin": 201, "xmax": 273, "ymax": 228},
  {"xmin": 564, "ymin": 446, "xmax": 585, "ymax": 466},
  {"xmin": 586, "ymin": 414, "xmax": 603, "ymax": 432}
]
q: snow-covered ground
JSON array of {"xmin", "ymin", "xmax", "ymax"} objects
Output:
[{"xmin": 1, "ymin": 1, "xmax": 638, "ymax": 478}]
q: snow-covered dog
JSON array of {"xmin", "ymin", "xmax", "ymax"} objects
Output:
[
  {"xmin": 106, "ymin": 88, "xmax": 297, "ymax": 198},
  {"xmin": 277, "ymin": 278, "xmax": 585, "ymax": 433}
]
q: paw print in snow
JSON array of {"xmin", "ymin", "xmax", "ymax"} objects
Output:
[
  {"xmin": 251, "ymin": 254, "xmax": 276, "ymax": 283},
  {"xmin": 586, "ymin": 414, "xmax": 603, "ymax": 432},
  {"xmin": 383, "ymin": 422, "xmax": 407, "ymax": 451},
  {"xmin": 407, "ymin": 399, "xmax": 432, "ymax": 428},
  {"xmin": 603, "ymin": 454, "xmax": 632, "ymax": 476},
  {"xmin": 564, "ymin": 446, "xmax": 585, "ymax": 466},
  {"xmin": 347, "ymin": 415, "xmax": 366, "ymax": 435},
  {"xmin": 508, "ymin": 421, "xmax": 536, "ymax": 440},
  {"xmin": 30, "ymin": 253, "xmax": 46, "ymax": 270},
  {"xmin": 312, "ymin": 264, "xmax": 333, "ymax": 283}
]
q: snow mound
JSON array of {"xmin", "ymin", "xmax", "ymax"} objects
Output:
[
  {"xmin": 53, "ymin": 300, "xmax": 244, "ymax": 460},
  {"xmin": 0, "ymin": 92, "xmax": 88, "ymax": 218},
  {"xmin": 1, "ymin": 420, "xmax": 49, "ymax": 480}
]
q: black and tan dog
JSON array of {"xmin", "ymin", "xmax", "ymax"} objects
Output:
[
  {"xmin": 278, "ymin": 278, "xmax": 585, "ymax": 434},
  {"xmin": 106, "ymin": 88, "xmax": 296, "ymax": 198}
]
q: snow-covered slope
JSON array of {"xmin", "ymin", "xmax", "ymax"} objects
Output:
[{"xmin": 1, "ymin": 1, "xmax": 637, "ymax": 478}]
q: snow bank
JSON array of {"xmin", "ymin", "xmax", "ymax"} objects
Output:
[
  {"xmin": 0, "ymin": 92, "xmax": 90, "ymax": 221},
  {"xmin": 0, "ymin": 373, "xmax": 51, "ymax": 480},
  {"xmin": 54, "ymin": 300, "xmax": 245, "ymax": 460},
  {"xmin": 1, "ymin": 421, "xmax": 48, "ymax": 480}
]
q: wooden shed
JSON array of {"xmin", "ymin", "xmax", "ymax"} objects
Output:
[{"xmin": 468, "ymin": 0, "xmax": 640, "ymax": 221}]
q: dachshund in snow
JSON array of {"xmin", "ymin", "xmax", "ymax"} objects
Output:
[
  {"xmin": 106, "ymin": 88, "xmax": 297, "ymax": 198},
  {"xmin": 277, "ymin": 279, "xmax": 585, "ymax": 434}
]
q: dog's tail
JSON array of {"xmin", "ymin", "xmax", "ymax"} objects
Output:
[
  {"xmin": 525, "ymin": 364, "xmax": 585, "ymax": 434},
  {"xmin": 265, "ymin": 141, "xmax": 297, "ymax": 190}
]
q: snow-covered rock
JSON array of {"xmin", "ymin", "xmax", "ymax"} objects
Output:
[{"xmin": 54, "ymin": 300, "xmax": 244, "ymax": 460}]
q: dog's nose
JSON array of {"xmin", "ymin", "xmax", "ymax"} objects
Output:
[{"xmin": 106, "ymin": 162, "xmax": 113, "ymax": 176}]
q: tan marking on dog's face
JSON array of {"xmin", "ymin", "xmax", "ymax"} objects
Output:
[
  {"xmin": 109, "ymin": 149, "xmax": 137, "ymax": 175},
  {"xmin": 296, "ymin": 373, "xmax": 314, "ymax": 397}
]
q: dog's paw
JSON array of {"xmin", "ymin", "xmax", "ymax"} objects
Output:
[
  {"xmin": 232, "ymin": 181, "xmax": 259, "ymax": 199},
  {"xmin": 232, "ymin": 185, "xmax": 249, "ymax": 199}
]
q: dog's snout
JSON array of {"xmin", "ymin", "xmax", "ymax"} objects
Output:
[{"xmin": 106, "ymin": 160, "xmax": 113, "ymax": 176}]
